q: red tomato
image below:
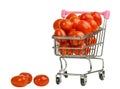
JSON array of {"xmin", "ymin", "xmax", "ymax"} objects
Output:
[
  {"xmin": 53, "ymin": 19, "xmax": 63, "ymax": 30},
  {"xmin": 11, "ymin": 75, "xmax": 28, "ymax": 87},
  {"xmin": 34, "ymin": 74, "xmax": 49, "ymax": 86},
  {"xmin": 58, "ymin": 43, "xmax": 72, "ymax": 55},
  {"xmin": 68, "ymin": 30, "xmax": 85, "ymax": 46},
  {"xmin": 73, "ymin": 43, "xmax": 90, "ymax": 55},
  {"xmin": 19, "ymin": 72, "xmax": 32, "ymax": 84},
  {"xmin": 76, "ymin": 20, "xmax": 92, "ymax": 35},
  {"xmin": 70, "ymin": 16, "xmax": 80, "ymax": 29},
  {"xmin": 80, "ymin": 13, "xmax": 94, "ymax": 21},
  {"xmin": 84, "ymin": 47, "xmax": 90, "ymax": 55},
  {"xmin": 78, "ymin": 14, "xmax": 81, "ymax": 20},
  {"xmin": 66, "ymin": 13, "xmax": 77, "ymax": 19},
  {"xmin": 85, "ymin": 36, "xmax": 97, "ymax": 45},
  {"xmin": 54, "ymin": 28, "xmax": 66, "ymax": 36},
  {"xmin": 91, "ymin": 12, "xmax": 102, "ymax": 26},
  {"xmin": 86, "ymin": 19, "xmax": 99, "ymax": 32},
  {"xmin": 54, "ymin": 28, "xmax": 66, "ymax": 43},
  {"xmin": 60, "ymin": 19, "xmax": 73, "ymax": 32},
  {"xmin": 73, "ymin": 43, "xmax": 85, "ymax": 55}
]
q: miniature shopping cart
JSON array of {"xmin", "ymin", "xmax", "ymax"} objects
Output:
[{"xmin": 52, "ymin": 10, "xmax": 110, "ymax": 86}]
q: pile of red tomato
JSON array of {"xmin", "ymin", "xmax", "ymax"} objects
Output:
[
  {"xmin": 53, "ymin": 12, "xmax": 102, "ymax": 55},
  {"xmin": 11, "ymin": 72, "xmax": 49, "ymax": 87}
]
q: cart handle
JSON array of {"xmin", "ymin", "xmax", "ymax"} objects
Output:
[{"xmin": 61, "ymin": 10, "xmax": 110, "ymax": 19}]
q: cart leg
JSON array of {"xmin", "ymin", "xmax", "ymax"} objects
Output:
[
  {"xmin": 59, "ymin": 56, "xmax": 67, "ymax": 73},
  {"xmin": 94, "ymin": 57, "xmax": 104, "ymax": 69},
  {"xmin": 55, "ymin": 56, "xmax": 63, "ymax": 84},
  {"xmin": 99, "ymin": 58, "xmax": 105, "ymax": 80},
  {"xmin": 86, "ymin": 57, "xmax": 104, "ymax": 73},
  {"xmin": 62, "ymin": 57, "xmax": 67, "ymax": 71},
  {"xmin": 101, "ymin": 58, "xmax": 104, "ymax": 69},
  {"xmin": 56, "ymin": 56, "xmax": 68, "ymax": 84},
  {"xmin": 87, "ymin": 58, "xmax": 92, "ymax": 73},
  {"xmin": 59, "ymin": 56, "xmax": 63, "ymax": 73}
]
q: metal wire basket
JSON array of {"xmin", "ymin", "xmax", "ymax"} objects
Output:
[{"xmin": 53, "ymin": 27, "xmax": 106, "ymax": 58}]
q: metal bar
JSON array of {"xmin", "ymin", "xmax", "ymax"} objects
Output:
[
  {"xmin": 58, "ymin": 73, "xmax": 82, "ymax": 76},
  {"xmin": 93, "ymin": 34, "xmax": 97, "ymax": 56},
  {"xmin": 57, "ymin": 69, "xmax": 103, "ymax": 76},
  {"xmin": 54, "ymin": 39, "xmax": 57, "ymax": 55},
  {"xmin": 85, "ymin": 69, "xmax": 103, "ymax": 75},
  {"xmin": 52, "ymin": 28, "xmax": 102, "ymax": 40},
  {"xmin": 100, "ymin": 20, "xmax": 107, "ymax": 56},
  {"xmin": 59, "ymin": 57, "xmax": 63, "ymax": 72},
  {"xmin": 62, "ymin": 57, "xmax": 67, "ymax": 71},
  {"xmin": 88, "ymin": 58, "xmax": 92, "ymax": 72}
]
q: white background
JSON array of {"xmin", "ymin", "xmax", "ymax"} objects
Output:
[{"xmin": 0, "ymin": 0, "xmax": 119, "ymax": 89}]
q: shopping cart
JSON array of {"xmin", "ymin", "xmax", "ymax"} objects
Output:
[{"xmin": 52, "ymin": 10, "xmax": 110, "ymax": 86}]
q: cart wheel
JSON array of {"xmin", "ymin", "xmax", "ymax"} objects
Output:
[
  {"xmin": 64, "ymin": 71, "xmax": 68, "ymax": 78},
  {"xmin": 80, "ymin": 76, "xmax": 87, "ymax": 86},
  {"xmin": 99, "ymin": 70, "xmax": 105, "ymax": 80},
  {"xmin": 56, "ymin": 76, "xmax": 61, "ymax": 85}
]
